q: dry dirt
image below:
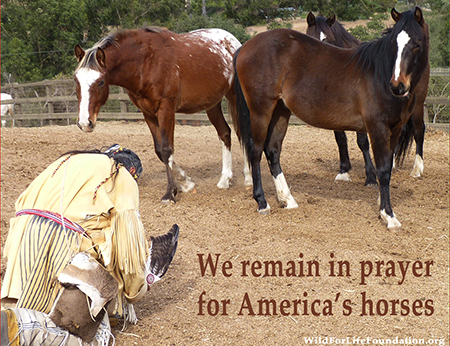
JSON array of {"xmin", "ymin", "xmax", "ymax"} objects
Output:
[{"xmin": 1, "ymin": 121, "xmax": 449, "ymax": 345}]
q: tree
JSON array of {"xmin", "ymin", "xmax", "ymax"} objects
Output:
[{"xmin": 1, "ymin": 0, "xmax": 89, "ymax": 82}]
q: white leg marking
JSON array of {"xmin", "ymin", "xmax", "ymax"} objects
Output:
[
  {"xmin": 393, "ymin": 31, "xmax": 410, "ymax": 81},
  {"xmin": 335, "ymin": 172, "xmax": 352, "ymax": 182},
  {"xmin": 380, "ymin": 209, "xmax": 401, "ymax": 229},
  {"xmin": 217, "ymin": 141, "xmax": 233, "ymax": 189},
  {"xmin": 168, "ymin": 154, "xmax": 174, "ymax": 170},
  {"xmin": 75, "ymin": 68, "xmax": 102, "ymax": 127},
  {"xmin": 410, "ymin": 154, "xmax": 424, "ymax": 178},
  {"xmin": 243, "ymin": 148, "xmax": 253, "ymax": 187},
  {"xmin": 272, "ymin": 173, "xmax": 298, "ymax": 209},
  {"xmin": 172, "ymin": 160, "xmax": 195, "ymax": 193}
]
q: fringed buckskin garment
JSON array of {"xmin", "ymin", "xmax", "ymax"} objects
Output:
[
  {"xmin": 1, "ymin": 308, "xmax": 112, "ymax": 346},
  {"xmin": 2, "ymin": 153, "xmax": 148, "ymax": 317}
]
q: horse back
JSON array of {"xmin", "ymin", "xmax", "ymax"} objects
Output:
[
  {"xmin": 135, "ymin": 29, "xmax": 240, "ymax": 113},
  {"xmin": 236, "ymin": 29, "xmax": 373, "ymax": 132}
]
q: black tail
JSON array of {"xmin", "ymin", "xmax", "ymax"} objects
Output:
[
  {"xmin": 234, "ymin": 47, "xmax": 254, "ymax": 164},
  {"xmin": 146, "ymin": 224, "xmax": 179, "ymax": 280},
  {"xmin": 395, "ymin": 116, "xmax": 417, "ymax": 166}
]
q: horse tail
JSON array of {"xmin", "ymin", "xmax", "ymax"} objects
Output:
[
  {"xmin": 395, "ymin": 116, "xmax": 416, "ymax": 166},
  {"xmin": 233, "ymin": 47, "xmax": 254, "ymax": 163}
]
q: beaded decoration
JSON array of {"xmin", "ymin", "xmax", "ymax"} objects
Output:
[
  {"xmin": 51, "ymin": 154, "xmax": 74, "ymax": 177},
  {"xmin": 92, "ymin": 163, "xmax": 124, "ymax": 203}
]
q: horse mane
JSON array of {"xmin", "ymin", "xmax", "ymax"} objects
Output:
[
  {"xmin": 76, "ymin": 33, "xmax": 120, "ymax": 72},
  {"xmin": 76, "ymin": 27, "xmax": 168, "ymax": 72},
  {"xmin": 143, "ymin": 26, "xmax": 168, "ymax": 33},
  {"xmin": 331, "ymin": 21, "xmax": 360, "ymax": 48},
  {"xmin": 352, "ymin": 8, "xmax": 427, "ymax": 90},
  {"xmin": 310, "ymin": 15, "xmax": 360, "ymax": 48}
]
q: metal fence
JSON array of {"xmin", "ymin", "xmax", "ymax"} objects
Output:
[{"xmin": 1, "ymin": 68, "xmax": 449, "ymax": 131}]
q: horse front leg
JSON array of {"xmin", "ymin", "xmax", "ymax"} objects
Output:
[
  {"xmin": 205, "ymin": 103, "xmax": 233, "ymax": 189},
  {"xmin": 369, "ymin": 126, "xmax": 401, "ymax": 229},
  {"xmin": 356, "ymin": 132, "xmax": 377, "ymax": 186},
  {"xmin": 144, "ymin": 114, "xmax": 178, "ymax": 204}
]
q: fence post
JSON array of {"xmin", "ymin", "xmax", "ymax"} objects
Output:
[
  {"xmin": 119, "ymin": 87, "xmax": 128, "ymax": 114},
  {"xmin": 46, "ymin": 84, "xmax": 53, "ymax": 126}
]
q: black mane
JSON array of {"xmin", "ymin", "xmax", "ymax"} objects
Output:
[
  {"xmin": 352, "ymin": 8, "xmax": 426, "ymax": 91},
  {"xmin": 331, "ymin": 21, "xmax": 360, "ymax": 48}
]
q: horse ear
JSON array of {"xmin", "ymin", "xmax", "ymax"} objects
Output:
[
  {"xmin": 74, "ymin": 44, "xmax": 85, "ymax": 62},
  {"xmin": 327, "ymin": 14, "xmax": 336, "ymax": 27},
  {"xmin": 96, "ymin": 48, "xmax": 107, "ymax": 68},
  {"xmin": 391, "ymin": 8, "xmax": 402, "ymax": 23},
  {"xmin": 414, "ymin": 6, "xmax": 424, "ymax": 24},
  {"xmin": 307, "ymin": 12, "xmax": 316, "ymax": 27}
]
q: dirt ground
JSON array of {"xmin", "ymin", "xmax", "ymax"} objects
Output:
[{"xmin": 1, "ymin": 121, "xmax": 449, "ymax": 345}]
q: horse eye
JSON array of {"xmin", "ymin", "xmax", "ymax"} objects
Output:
[
  {"xmin": 413, "ymin": 42, "xmax": 422, "ymax": 51},
  {"xmin": 98, "ymin": 80, "xmax": 105, "ymax": 87}
]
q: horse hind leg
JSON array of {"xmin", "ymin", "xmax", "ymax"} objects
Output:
[
  {"xmin": 226, "ymin": 89, "xmax": 253, "ymax": 187},
  {"xmin": 206, "ymin": 103, "xmax": 233, "ymax": 189},
  {"xmin": 264, "ymin": 101, "xmax": 298, "ymax": 210},
  {"xmin": 410, "ymin": 119, "xmax": 425, "ymax": 178},
  {"xmin": 333, "ymin": 131, "xmax": 352, "ymax": 182}
]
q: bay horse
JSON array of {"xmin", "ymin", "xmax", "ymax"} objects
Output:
[
  {"xmin": 306, "ymin": 12, "xmax": 430, "ymax": 180},
  {"xmin": 74, "ymin": 28, "xmax": 242, "ymax": 204},
  {"xmin": 233, "ymin": 7, "xmax": 429, "ymax": 229}
]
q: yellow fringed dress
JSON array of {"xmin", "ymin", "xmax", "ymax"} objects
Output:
[{"xmin": 1, "ymin": 153, "xmax": 149, "ymax": 316}]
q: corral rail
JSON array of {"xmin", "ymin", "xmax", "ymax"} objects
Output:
[{"xmin": 1, "ymin": 68, "xmax": 449, "ymax": 132}]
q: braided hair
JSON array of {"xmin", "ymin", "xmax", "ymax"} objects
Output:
[
  {"xmin": 58, "ymin": 144, "xmax": 143, "ymax": 180},
  {"xmin": 55, "ymin": 145, "xmax": 143, "ymax": 203},
  {"xmin": 102, "ymin": 144, "xmax": 143, "ymax": 180}
]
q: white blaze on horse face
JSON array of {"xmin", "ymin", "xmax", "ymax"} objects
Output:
[
  {"xmin": 75, "ymin": 68, "xmax": 102, "ymax": 127},
  {"xmin": 393, "ymin": 30, "xmax": 411, "ymax": 81},
  {"xmin": 320, "ymin": 32, "xmax": 327, "ymax": 41}
]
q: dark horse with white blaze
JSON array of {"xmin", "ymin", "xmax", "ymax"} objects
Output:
[
  {"xmin": 233, "ymin": 7, "xmax": 429, "ymax": 229},
  {"xmin": 74, "ymin": 28, "xmax": 242, "ymax": 204},
  {"xmin": 306, "ymin": 11, "xmax": 430, "ymax": 183}
]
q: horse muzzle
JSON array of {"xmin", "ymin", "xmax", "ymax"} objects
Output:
[
  {"xmin": 390, "ymin": 80, "xmax": 410, "ymax": 97},
  {"xmin": 77, "ymin": 119, "xmax": 95, "ymax": 133}
]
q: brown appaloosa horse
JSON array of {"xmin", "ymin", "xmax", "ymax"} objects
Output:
[
  {"xmin": 306, "ymin": 12, "xmax": 430, "ymax": 182},
  {"xmin": 74, "ymin": 28, "xmax": 242, "ymax": 204},
  {"xmin": 233, "ymin": 7, "xmax": 429, "ymax": 229}
]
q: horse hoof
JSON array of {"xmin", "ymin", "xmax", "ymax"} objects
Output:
[
  {"xmin": 161, "ymin": 198, "xmax": 175, "ymax": 206},
  {"xmin": 335, "ymin": 172, "xmax": 351, "ymax": 182},
  {"xmin": 180, "ymin": 179, "xmax": 195, "ymax": 193},
  {"xmin": 258, "ymin": 205, "xmax": 271, "ymax": 215},
  {"xmin": 217, "ymin": 177, "xmax": 231, "ymax": 189},
  {"xmin": 285, "ymin": 200, "xmax": 299, "ymax": 209},
  {"xmin": 380, "ymin": 210, "xmax": 401, "ymax": 230},
  {"xmin": 244, "ymin": 176, "xmax": 253, "ymax": 187},
  {"xmin": 365, "ymin": 182, "xmax": 378, "ymax": 188}
]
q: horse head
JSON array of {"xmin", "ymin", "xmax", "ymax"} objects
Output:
[
  {"xmin": 389, "ymin": 7, "xmax": 429, "ymax": 97},
  {"xmin": 306, "ymin": 12, "xmax": 337, "ymax": 44},
  {"xmin": 74, "ymin": 44, "xmax": 110, "ymax": 132}
]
